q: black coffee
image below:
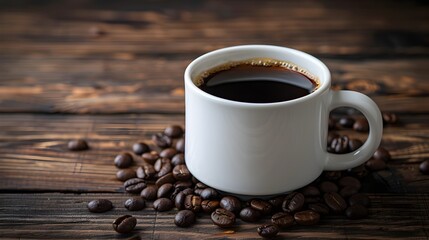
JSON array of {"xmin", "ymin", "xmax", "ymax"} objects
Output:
[{"xmin": 198, "ymin": 59, "xmax": 318, "ymax": 103}]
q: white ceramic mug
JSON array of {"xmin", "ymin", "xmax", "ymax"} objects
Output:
[{"xmin": 184, "ymin": 45, "xmax": 383, "ymax": 196}]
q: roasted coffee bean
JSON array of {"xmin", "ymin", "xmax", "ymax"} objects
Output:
[
  {"xmin": 68, "ymin": 139, "xmax": 89, "ymax": 151},
  {"xmin": 304, "ymin": 197, "xmax": 321, "ymax": 204},
  {"xmin": 373, "ymin": 147, "xmax": 391, "ymax": 162},
  {"xmin": 124, "ymin": 178, "xmax": 147, "ymax": 193},
  {"xmin": 319, "ymin": 181, "xmax": 338, "ymax": 193},
  {"xmin": 420, "ymin": 160, "xmax": 429, "ymax": 175},
  {"xmin": 324, "ymin": 192, "xmax": 347, "ymax": 213},
  {"xmin": 136, "ymin": 164, "xmax": 156, "ymax": 180},
  {"xmin": 164, "ymin": 125, "xmax": 184, "ymax": 138},
  {"xmin": 112, "ymin": 215, "xmax": 137, "ymax": 234},
  {"xmin": 300, "ymin": 186, "xmax": 320, "ymax": 197},
  {"xmin": 152, "ymin": 133, "xmax": 172, "ymax": 148},
  {"xmin": 257, "ymin": 224, "xmax": 279, "ymax": 238},
  {"xmin": 202, "ymin": 200, "xmax": 220, "ymax": 213},
  {"xmin": 155, "ymin": 158, "xmax": 172, "ymax": 178},
  {"xmin": 239, "ymin": 207, "xmax": 261, "ymax": 222},
  {"xmin": 365, "ymin": 158, "xmax": 386, "ymax": 171},
  {"xmin": 175, "ymin": 210, "xmax": 196, "ymax": 227},
  {"xmin": 323, "ymin": 171, "xmax": 342, "ymax": 181},
  {"xmin": 157, "ymin": 183, "xmax": 174, "ymax": 198},
  {"xmin": 327, "ymin": 132, "xmax": 340, "ymax": 146},
  {"xmin": 160, "ymin": 148, "xmax": 177, "ymax": 158},
  {"xmin": 220, "ymin": 196, "xmax": 242, "ymax": 214},
  {"xmin": 155, "ymin": 172, "xmax": 176, "ymax": 187},
  {"xmin": 271, "ymin": 212, "xmax": 294, "ymax": 228},
  {"xmin": 142, "ymin": 151, "xmax": 159, "ymax": 165},
  {"xmin": 349, "ymin": 193, "xmax": 370, "ymax": 207},
  {"xmin": 153, "ymin": 198, "xmax": 173, "ymax": 212},
  {"xmin": 124, "ymin": 197, "xmax": 145, "ymax": 211},
  {"xmin": 181, "ymin": 188, "xmax": 194, "ymax": 196},
  {"xmin": 171, "ymin": 153, "xmax": 185, "ymax": 166},
  {"xmin": 200, "ymin": 188, "xmax": 219, "ymax": 200},
  {"xmin": 282, "ymin": 192, "xmax": 305, "ymax": 213},
  {"xmin": 345, "ymin": 204, "xmax": 368, "ymax": 219},
  {"xmin": 174, "ymin": 180, "xmax": 193, "ymax": 190},
  {"xmin": 353, "ymin": 118, "xmax": 369, "ymax": 132},
  {"xmin": 132, "ymin": 142, "xmax": 150, "ymax": 155},
  {"xmin": 268, "ymin": 195, "xmax": 285, "ymax": 210},
  {"xmin": 194, "ymin": 188, "xmax": 203, "ymax": 196},
  {"xmin": 348, "ymin": 139, "xmax": 363, "ymax": 151},
  {"xmin": 250, "ymin": 199, "xmax": 272, "ymax": 215},
  {"xmin": 308, "ymin": 203, "xmax": 330, "ymax": 215},
  {"xmin": 382, "ymin": 112, "xmax": 398, "ymax": 125},
  {"xmin": 114, "ymin": 153, "xmax": 133, "ymax": 169},
  {"xmin": 176, "ymin": 138, "xmax": 185, "ymax": 152},
  {"xmin": 294, "ymin": 210, "xmax": 320, "ymax": 225},
  {"xmin": 184, "ymin": 195, "xmax": 202, "ymax": 212},
  {"xmin": 195, "ymin": 182, "xmax": 208, "ymax": 189},
  {"xmin": 338, "ymin": 116, "xmax": 355, "ymax": 128},
  {"xmin": 211, "ymin": 208, "xmax": 236, "ymax": 228},
  {"xmin": 338, "ymin": 176, "xmax": 361, "ymax": 189},
  {"xmin": 330, "ymin": 136, "xmax": 350, "ymax": 153},
  {"xmin": 175, "ymin": 191, "xmax": 187, "ymax": 210},
  {"xmin": 348, "ymin": 164, "xmax": 369, "ymax": 179},
  {"xmin": 116, "ymin": 169, "xmax": 136, "ymax": 182},
  {"xmin": 140, "ymin": 184, "xmax": 158, "ymax": 200},
  {"xmin": 172, "ymin": 164, "xmax": 191, "ymax": 181},
  {"xmin": 87, "ymin": 199, "xmax": 113, "ymax": 213},
  {"xmin": 339, "ymin": 186, "xmax": 359, "ymax": 198},
  {"xmin": 170, "ymin": 188, "xmax": 182, "ymax": 201}
]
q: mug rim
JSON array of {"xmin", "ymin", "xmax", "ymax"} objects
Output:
[{"xmin": 184, "ymin": 45, "xmax": 331, "ymax": 107}]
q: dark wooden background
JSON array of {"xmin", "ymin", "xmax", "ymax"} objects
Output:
[{"xmin": 0, "ymin": 0, "xmax": 428, "ymax": 239}]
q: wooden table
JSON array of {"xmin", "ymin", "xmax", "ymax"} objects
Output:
[{"xmin": 1, "ymin": 0, "xmax": 428, "ymax": 239}]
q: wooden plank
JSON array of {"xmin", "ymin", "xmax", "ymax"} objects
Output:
[
  {"xmin": 0, "ymin": 0, "xmax": 428, "ymax": 58},
  {"xmin": 0, "ymin": 113, "xmax": 428, "ymax": 193},
  {"xmin": 0, "ymin": 57, "xmax": 428, "ymax": 113},
  {"xmin": 0, "ymin": 193, "xmax": 428, "ymax": 239}
]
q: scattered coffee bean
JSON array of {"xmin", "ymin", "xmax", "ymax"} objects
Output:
[
  {"xmin": 164, "ymin": 125, "xmax": 184, "ymax": 138},
  {"xmin": 175, "ymin": 191, "xmax": 187, "ymax": 210},
  {"xmin": 142, "ymin": 151, "xmax": 159, "ymax": 165},
  {"xmin": 114, "ymin": 153, "xmax": 133, "ymax": 169},
  {"xmin": 348, "ymin": 139, "xmax": 363, "ymax": 151},
  {"xmin": 338, "ymin": 176, "xmax": 361, "ymax": 189},
  {"xmin": 154, "ymin": 158, "xmax": 172, "ymax": 178},
  {"xmin": 175, "ymin": 210, "xmax": 196, "ymax": 227},
  {"xmin": 339, "ymin": 186, "xmax": 359, "ymax": 198},
  {"xmin": 420, "ymin": 160, "xmax": 429, "ymax": 175},
  {"xmin": 308, "ymin": 203, "xmax": 330, "ymax": 215},
  {"xmin": 87, "ymin": 199, "xmax": 113, "ymax": 213},
  {"xmin": 211, "ymin": 208, "xmax": 236, "ymax": 228},
  {"xmin": 353, "ymin": 118, "xmax": 369, "ymax": 132},
  {"xmin": 171, "ymin": 153, "xmax": 185, "ymax": 166},
  {"xmin": 294, "ymin": 210, "xmax": 320, "ymax": 225},
  {"xmin": 136, "ymin": 164, "xmax": 156, "ymax": 180},
  {"xmin": 330, "ymin": 136, "xmax": 350, "ymax": 153},
  {"xmin": 268, "ymin": 196, "xmax": 285, "ymax": 210},
  {"xmin": 300, "ymin": 186, "xmax": 320, "ymax": 197},
  {"xmin": 124, "ymin": 178, "xmax": 147, "ymax": 193},
  {"xmin": 124, "ymin": 197, "xmax": 145, "ymax": 211},
  {"xmin": 319, "ymin": 181, "xmax": 339, "ymax": 193},
  {"xmin": 327, "ymin": 132, "xmax": 340, "ymax": 146},
  {"xmin": 250, "ymin": 199, "xmax": 272, "ymax": 215},
  {"xmin": 181, "ymin": 188, "xmax": 194, "ymax": 196},
  {"xmin": 200, "ymin": 188, "xmax": 219, "ymax": 200},
  {"xmin": 304, "ymin": 196, "xmax": 321, "ymax": 204},
  {"xmin": 172, "ymin": 164, "xmax": 191, "ymax": 181},
  {"xmin": 195, "ymin": 182, "xmax": 208, "ymax": 189},
  {"xmin": 382, "ymin": 112, "xmax": 398, "ymax": 125},
  {"xmin": 202, "ymin": 200, "xmax": 220, "ymax": 213},
  {"xmin": 194, "ymin": 188, "xmax": 203, "ymax": 196},
  {"xmin": 339, "ymin": 116, "xmax": 355, "ymax": 128},
  {"xmin": 140, "ymin": 184, "xmax": 158, "ymax": 200},
  {"xmin": 152, "ymin": 133, "xmax": 172, "ymax": 148},
  {"xmin": 365, "ymin": 158, "xmax": 386, "ymax": 171},
  {"xmin": 324, "ymin": 192, "xmax": 347, "ymax": 213},
  {"xmin": 349, "ymin": 193, "xmax": 370, "ymax": 207},
  {"xmin": 348, "ymin": 164, "xmax": 368, "ymax": 179},
  {"xmin": 153, "ymin": 198, "xmax": 174, "ymax": 212},
  {"xmin": 373, "ymin": 147, "xmax": 391, "ymax": 162},
  {"xmin": 257, "ymin": 224, "xmax": 279, "ymax": 238},
  {"xmin": 271, "ymin": 212, "xmax": 294, "ymax": 228},
  {"xmin": 175, "ymin": 180, "xmax": 193, "ymax": 190},
  {"xmin": 282, "ymin": 192, "xmax": 305, "ymax": 213},
  {"xmin": 184, "ymin": 195, "xmax": 202, "ymax": 212},
  {"xmin": 155, "ymin": 172, "xmax": 176, "ymax": 187},
  {"xmin": 132, "ymin": 142, "xmax": 150, "ymax": 155},
  {"xmin": 157, "ymin": 183, "xmax": 174, "ymax": 198},
  {"xmin": 116, "ymin": 169, "xmax": 137, "ymax": 182},
  {"xmin": 239, "ymin": 207, "xmax": 261, "ymax": 222},
  {"xmin": 68, "ymin": 139, "xmax": 89, "ymax": 151},
  {"xmin": 323, "ymin": 171, "xmax": 342, "ymax": 181},
  {"xmin": 345, "ymin": 204, "xmax": 368, "ymax": 219},
  {"xmin": 160, "ymin": 148, "xmax": 177, "ymax": 158},
  {"xmin": 112, "ymin": 215, "xmax": 137, "ymax": 234},
  {"xmin": 175, "ymin": 138, "xmax": 185, "ymax": 152},
  {"xmin": 220, "ymin": 196, "xmax": 242, "ymax": 214}
]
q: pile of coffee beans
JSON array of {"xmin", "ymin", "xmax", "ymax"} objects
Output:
[{"xmin": 80, "ymin": 112, "xmax": 426, "ymax": 237}]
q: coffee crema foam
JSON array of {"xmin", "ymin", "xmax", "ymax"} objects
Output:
[{"xmin": 195, "ymin": 58, "xmax": 320, "ymax": 91}]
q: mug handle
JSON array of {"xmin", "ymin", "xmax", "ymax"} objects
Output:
[{"xmin": 324, "ymin": 90, "xmax": 383, "ymax": 171}]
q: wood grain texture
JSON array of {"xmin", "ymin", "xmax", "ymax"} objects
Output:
[{"xmin": 0, "ymin": 193, "xmax": 428, "ymax": 239}]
